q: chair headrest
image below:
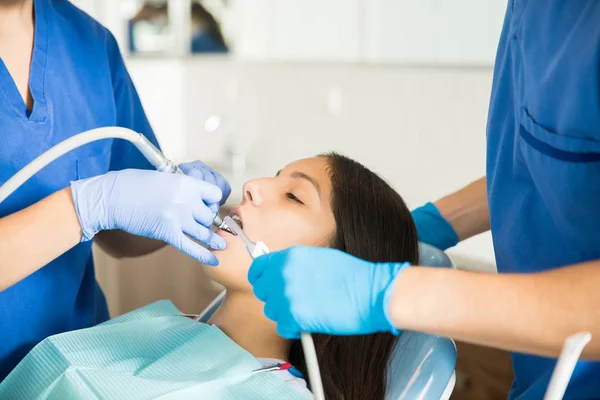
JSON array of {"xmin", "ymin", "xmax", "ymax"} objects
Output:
[{"xmin": 384, "ymin": 243, "xmax": 456, "ymax": 399}]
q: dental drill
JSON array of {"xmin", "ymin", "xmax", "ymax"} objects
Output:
[
  {"xmin": 224, "ymin": 216, "xmax": 326, "ymax": 400},
  {"xmin": 212, "ymin": 214, "xmax": 233, "ymax": 234},
  {"xmin": 0, "ymin": 127, "xmax": 232, "ymax": 233}
]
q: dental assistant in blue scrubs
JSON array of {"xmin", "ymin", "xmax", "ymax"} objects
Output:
[
  {"xmin": 0, "ymin": 0, "xmax": 231, "ymax": 381},
  {"xmin": 248, "ymin": 2, "xmax": 600, "ymax": 398}
]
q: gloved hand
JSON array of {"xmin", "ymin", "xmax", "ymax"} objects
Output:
[
  {"xmin": 179, "ymin": 161, "xmax": 231, "ymax": 213},
  {"xmin": 411, "ymin": 202, "xmax": 458, "ymax": 251},
  {"xmin": 248, "ymin": 245, "xmax": 410, "ymax": 339},
  {"xmin": 70, "ymin": 168, "xmax": 226, "ymax": 265}
]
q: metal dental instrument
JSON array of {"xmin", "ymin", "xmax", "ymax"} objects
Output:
[
  {"xmin": 223, "ymin": 216, "xmax": 325, "ymax": 400},
  {"xmin": 223, "ymin": 216, "xmax": 269, "ymax": 257},
  {"xmin": 213, "ymin": 214, "xmax": 234, "ymax": 235}
]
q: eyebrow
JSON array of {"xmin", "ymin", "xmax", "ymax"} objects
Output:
[{"xmin": 276, "ymin": 170, "xmax": 321, "ymax": 198}]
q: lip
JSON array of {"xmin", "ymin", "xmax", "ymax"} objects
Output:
[
  {"xmin": 216, "ymin": 207, "xmax": 243, "ymax": 238},
  {"xmin": 228, "ymin": 207, "xmax": 244, "ymax": 230},
  {"xmin": 216, "ymin": 228, "xmax": 235, "ymax": 238}
]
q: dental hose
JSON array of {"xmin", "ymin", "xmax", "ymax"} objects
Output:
[
  {"xmin": 301, "ymin": 332, "xmax": 326, "ymax": 400},
  {"xmin": 0, "ymin": 127, "xmax": 232, "ymax": 230},
  {"xmin": 0, "ymin": 127, "xmax": 177, "ymax": 203},
  {"xmin": 0, "ymin": 126, "xmax": 325, "ymax": 400}
]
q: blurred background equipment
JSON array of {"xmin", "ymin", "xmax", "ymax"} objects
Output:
[{"xmin": 125, "ymin": 1, "xmax": 229, "ymax": 54}]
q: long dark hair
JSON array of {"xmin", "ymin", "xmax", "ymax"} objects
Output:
[{"xmin": 288, "ymin": 153, "xmax": 419, "ymax": 400}]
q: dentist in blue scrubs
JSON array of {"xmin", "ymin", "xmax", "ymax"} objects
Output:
[
  {"xmin": 249, "ymin": 2, "xmax": 600, "ymax": 398},
  {"xmin": 0, "ymin": 0, "xmax": 230, "ymax": 381}
]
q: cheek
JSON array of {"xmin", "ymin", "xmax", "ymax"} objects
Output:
[{"xmin": 247, "ymin": 212, "xmax": 330, "ymax": 251}]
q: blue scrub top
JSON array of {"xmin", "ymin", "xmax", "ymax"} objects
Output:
[
  {"xmin": 0, "ymin": 0, "xmax": 160, "ymax": 381},
  {"xmin": 487, "ymin": 1, "xmax": 600, "ymax": 398}
]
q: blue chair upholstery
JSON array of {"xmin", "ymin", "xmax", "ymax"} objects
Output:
[
  {"xmin": 198, "ymin": 242, "xmax": 457, "ymax": 400},
  {"xmin": 385, "ymin": 242, "xmax": 456, "ymax": 399}
]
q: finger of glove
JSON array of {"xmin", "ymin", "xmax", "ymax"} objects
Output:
[
  {"xmin": 211, "ymin": 172, "xmax": 231, "ymax": 205},
  {"xmin": 179, "ymin": 163, "xmax": 204, "ymax": 179},
  {"xmin": 183, "ymin": 218, "xmax": 226, "ymax": 250},
  {"xmin": 194, "ymin": 180, "xmax": 223, "ymax": 206},
  {"xmin": 193, "ymin": 201, "xmax": 217, "ymax": 227},
  {"xmin": 247, "ymin": 252, "xmax": 278, "ymax": 286},
  {"xmin": 276, "ymin": 318, "xmax": 301, "ymax": 340},
  {"xmin": 206, "ymin": 202, "xmax": 219, "ymax": 214},
  {"xmin": 171, "ymin": 233, "xmax": 220, "ymax": 266},
  {"xmin": 263, "ymin": 300, "xmax": 280, "ymax": 322}
]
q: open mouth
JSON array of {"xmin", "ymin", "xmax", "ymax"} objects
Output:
[{"xmin": 229, "ymin": 209, "xmax": 243, "ymax": 230}]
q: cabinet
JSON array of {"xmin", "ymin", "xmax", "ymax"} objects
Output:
[{"xmin": 235, "ymin": 0, "xmax": 506, "ymax": 64}]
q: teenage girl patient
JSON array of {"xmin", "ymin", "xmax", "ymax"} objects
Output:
[
  {"xmin": 0, "ymin": 153, "xmax": 419, "ymax": 400},
  {"xmin": 208, "ymin": 153, "xmax": 419, "ymax": 399}
]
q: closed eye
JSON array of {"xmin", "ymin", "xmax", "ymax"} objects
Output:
[{"xmin": 286, "ymin": 193, "xmax": 305, "ymax": 205}]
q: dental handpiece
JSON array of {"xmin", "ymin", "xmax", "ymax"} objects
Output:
[
  {"xmin": 213, "ymin": 214, "xmax": 234, "ymax": 235},
  {"xmin": 0, "ymin": 126, "xmax": 234, "ymax": 237},
  {"xmin": 223, "ymin": 216, "xmax": 325, "ymax": 400}
]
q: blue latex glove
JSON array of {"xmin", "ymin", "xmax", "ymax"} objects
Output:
[
  {"xmin": 70, "ymin": 168, "xmax": 226, "ymax": 265},
  {"xmin": 179, "ymin": 161, "xmax": 231, "ymax": 213},
  {"xmin": 248, "ymin": 245, "xmax": 410, "ymax": 339},
  {"xmin": 411, "ymin": 202, "xmax": 458, "ymax": 251}
]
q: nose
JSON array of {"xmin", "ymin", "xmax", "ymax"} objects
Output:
[{"xmin": 242, "ymin": 179, "xmax": 265, "ymax": 206}]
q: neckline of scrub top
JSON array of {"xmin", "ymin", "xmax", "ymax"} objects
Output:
[{"xmin": 0, "ymin": 0, "xmax": 48, "ymax": 122}]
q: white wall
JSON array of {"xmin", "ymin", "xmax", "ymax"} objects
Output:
[
  {"xmin": 232, "ymin": 0, "xmax": 506, "ymax": 65},
  {"xmin": 80, "ymin": 0, "xmax": 506, "ymax": 65},
  {"xmin": 365, "ymin": 0, "xmax": 507, "ymax": 65}
]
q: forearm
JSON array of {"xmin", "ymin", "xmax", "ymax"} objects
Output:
[
  {"xmin": 434, "ymin": 177, "xmax": 490, "ymax": 241},
  {"xmin": 0, "ymin": 188, "xmax": 82, "ymax": 291},
  {"xmin": 389, "ymin": 261, "xmax": 600, "ymax": 359},
  {"xmin": 94, "ymin": 229, "xmax": 166, "ymax": 258}
]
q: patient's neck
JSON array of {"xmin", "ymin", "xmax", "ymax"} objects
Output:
[{"xmin": 208, "ymin": 290, "xmax": 290, "ymax": 361}]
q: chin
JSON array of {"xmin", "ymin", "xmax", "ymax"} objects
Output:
[{"xmin": 205, "ymin": 242, "xmax": 253, "ymax": 292}]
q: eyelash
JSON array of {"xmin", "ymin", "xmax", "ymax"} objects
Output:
[{"xmin": 286, "ymin": 193, "xmax": 304, "ymax": 205}]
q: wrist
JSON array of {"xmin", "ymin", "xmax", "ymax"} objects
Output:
[
  {"xmin": 57, "ymin": 187, "xmax": 84, "ymax": 243},
  {"xmin": 412, "ymin": 202, "xmax": 459, "ymax": 250},
  {"xmin": 374, "ymin": 262, "xmax": 410, "ymax": 335},
  {"xmin": 70, "ymin": 175, "xmax": 108, "ymax": 242}
]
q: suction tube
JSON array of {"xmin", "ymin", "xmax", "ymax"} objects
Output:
[{"xmin": 544, "ymin": 332, "xmax": 592, "ymax": 400}]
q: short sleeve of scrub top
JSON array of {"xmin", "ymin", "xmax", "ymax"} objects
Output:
[{"xmin": 0, "ymin": 0, "xmax": 161, "ymax": 381}]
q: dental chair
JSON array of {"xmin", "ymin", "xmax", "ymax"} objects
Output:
[{"xmin": 198, "ymin": 242, "xmax": 457, "ymax": 400}]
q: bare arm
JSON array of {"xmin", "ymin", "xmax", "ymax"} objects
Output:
[
  {"xmin": 0, "ymin": 188, "xmax": 82, "ymax": 292},
  {"xmin": 389, "ymin": 261, "xmax": 600, "ymax": 359},
  {"xmin": 433, "ymin": 176, "xmax": 490, "ymax": 241},
  {"xmin": 94, "ymin": 230, "xmax": 165, "ymax": 259}
]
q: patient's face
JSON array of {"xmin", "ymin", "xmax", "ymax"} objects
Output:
[{"xmin": 207, "ymin": 157, "xmax": 336, "ymax": 291}]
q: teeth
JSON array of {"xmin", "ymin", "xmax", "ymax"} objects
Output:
[{"xmin": 231, "ymin": 215, "xmax": 243, "ymax": 228}]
